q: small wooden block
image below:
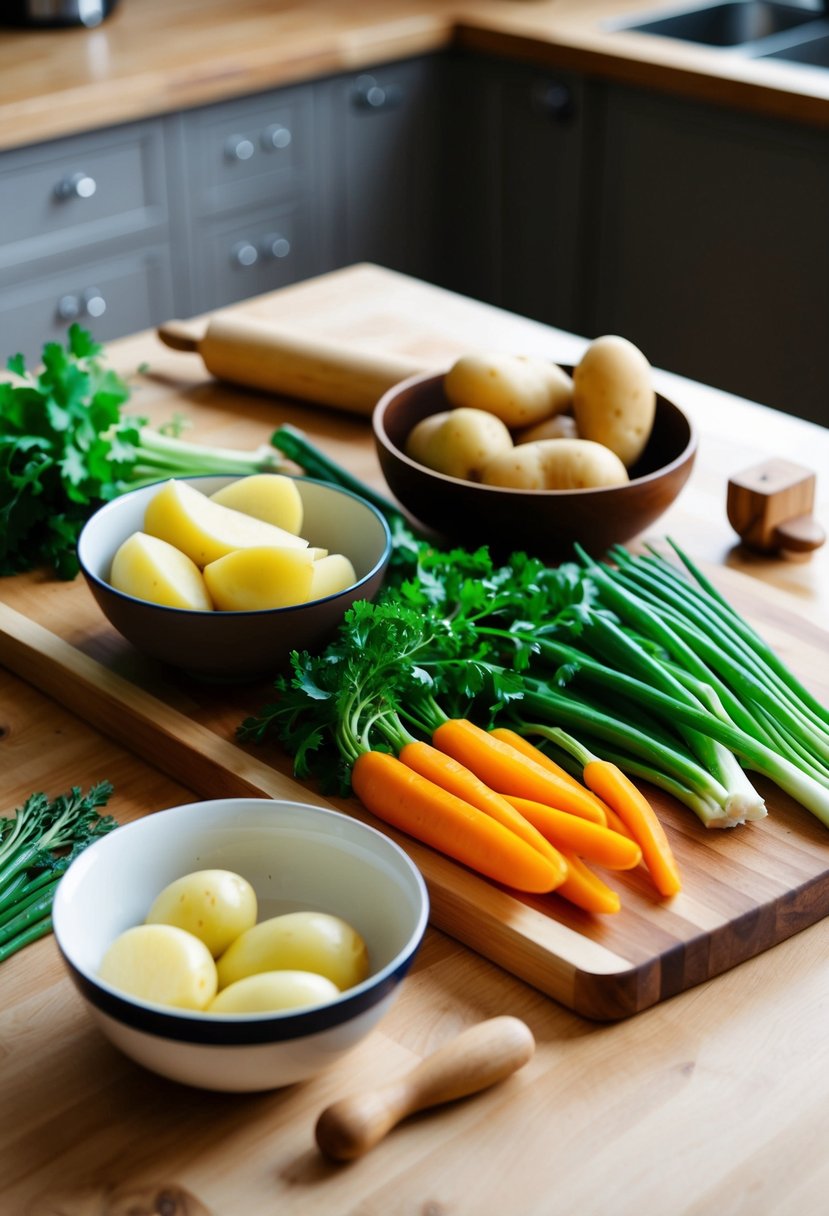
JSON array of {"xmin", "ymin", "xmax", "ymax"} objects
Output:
[{"xmin": 727, "ymin": 458, "xmax": 825, "ymax": 554}]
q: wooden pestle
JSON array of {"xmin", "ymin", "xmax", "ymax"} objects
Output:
[{"xmin": 315, "ymin": 1016, "xmax": 535, "ymax": 1162}]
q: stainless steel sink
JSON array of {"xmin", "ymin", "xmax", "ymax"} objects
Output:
[
  {"xmin": 758, "ymin": 24, "xmax": 829, "ymax": 59},
  {"xmin": 618, "ymin": 1, "xmax": 823, "ymax": 46}
]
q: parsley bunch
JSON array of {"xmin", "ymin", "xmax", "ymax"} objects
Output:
[
  {"xmin": 1, "ymin": 325, "xmax": 287, "ymax": 580},
  {"xmin": 1, "ymin": 325, "xmax": 135, "ymax": 579}
]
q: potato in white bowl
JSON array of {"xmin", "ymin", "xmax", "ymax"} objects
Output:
[{"xmin": 52, "ymin": 798, "xmax": 429, "ymax": 1092}]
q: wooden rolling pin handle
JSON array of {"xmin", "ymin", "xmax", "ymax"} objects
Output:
[
  {"xmin": 315, "ymin": 1016, "xmax": 535, "ymax": 1163},
  {"xmin": 156, "ymin": 320, "xmax": 202, "ymax": 353}
]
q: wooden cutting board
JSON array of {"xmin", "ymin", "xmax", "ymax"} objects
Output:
[{"xmin": 1, "ymin": 560, "xmax": 827, "ymax": 1022}]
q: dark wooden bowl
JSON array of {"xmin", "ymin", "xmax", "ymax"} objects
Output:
[{"xmin": 373, "ymin": 370, "xmax": 698, "ymax": 562}]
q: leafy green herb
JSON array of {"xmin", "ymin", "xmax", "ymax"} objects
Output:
[
  {"xmin": 238, "ymin": 440, "xmax": 829, "ymax": 832},
  {"xmin": 0, "ymin": 782, "xmax": 116, "ymax": 963},
  {"xmin": 1, "ymin": 326, "xmax": 286, "ymax": 579}
]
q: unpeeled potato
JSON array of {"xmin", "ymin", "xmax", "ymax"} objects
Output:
[
  {"xmin": 572, "ymin": 335, "xmax": 656, "ymax": 467},
  {"xmin": 515, "ymin": 414, "xmax": 579, "ymax": 444},
  {"xmin": 404, "ymin": 407, "xmax": 513, "ymax": 481},
  {"xmin": 481, "ymin": 438, "xmax": 629, "ymax": 490},
  {"xmin": 444, "ymin": 353, "xmax": 573, "ymax": 428}
]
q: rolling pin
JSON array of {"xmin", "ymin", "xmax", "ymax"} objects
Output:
[
  {"xmin": 157, "ymin": 315, "xmax": 426, "ymax": 416},
  {"xmin": 314, "ymin": 1016, "xmax": 535, "ymax": 1162}
]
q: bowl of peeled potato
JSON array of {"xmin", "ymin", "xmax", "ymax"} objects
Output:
[
  {"xmin": 373, "ymin": 336, "xmax": 697, "ymax": 561},
  {"xmin": 77, "ymin": 473, "xmax": 391, "ymax": 681},
  {"xmin": 52, "ymin": 797, "xmax": 429, "ymax": 1091}
]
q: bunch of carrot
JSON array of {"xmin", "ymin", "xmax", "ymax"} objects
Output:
[{"xmin": 350, "ymin": 718, "xmax": 682, "ymax": 915}]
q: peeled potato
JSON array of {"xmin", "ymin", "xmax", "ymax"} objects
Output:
[
  {"xmin": 481, "ymin": 438, "xmax": 629, "ymax": 490},
  {"xmin": 444, "ymin": 353, "xmax": 573, "ymax": 428},
  {"xmin": 210, "ymin": 474, "xmax": 304, "ymax": 536},
  {"xmin": 145, "ymin": 869, "xmax": 258, "ymax": 958},
  {"xmin": 572, "ymin": 335, "xmax": 656, "ymax": 467},
  {"xmin": 144, "ymin": 479, "xmax": 308, "ymax": 568},
  {"xmin": 216, "ymin": 911, "xmax": 370, "ymax": 993},
  {"xmin": 109, "ymin": 531, "xmax": 213, "ymax": 611},
  {"xmin": 208, "ymin": 970, "xmax": 340, "ymax": 1014},
  {"xmin": 405, "ymin": 407, "xmax": 513, "ymax": 481},
  {"xmin": 308, "ymin": 552, "xmax": 357, "ymax": 600},
  {"xmin": 203, "ymin": 545, "xmax": 316, "ymax": 610},
  {"xmin": 98, "ymin": 923, "xmax": 218, "ymax": 1011}
]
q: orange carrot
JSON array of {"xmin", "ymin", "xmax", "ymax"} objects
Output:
[
  {"xmin": 398, "ymin": 740, "xmax": 561, "ymax": 866},
  {"xmin": 351, "ymin": 751, "xmax": 568, "ymax": 894},
  {"xmin": 555, "ymin": 852, "xmax": 621, "ymax": 916},
  {"xmin": 502, "ymin": 795, "xmax": 642, "ymax": 871},
  {"xmin": 432, "ymin": 719, "xmax": 607, "ymax": 826},
  {"xmin": 489, "ymin": 727, "xmax": 625, "ymax": 831},
  {"xmin": 581, "ymin": 758, "xmax": 682, "ymax": 898}
]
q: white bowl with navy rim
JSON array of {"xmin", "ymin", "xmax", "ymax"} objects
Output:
[{"xmin": 52, "ymin": 798, "xmax": 429, "ymax": 1092}]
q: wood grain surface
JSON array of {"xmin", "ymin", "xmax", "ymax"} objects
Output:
[
  {"xmin": 1, "ymin": 265, "xmax": 827, "ymax": 1022},
  {"xmin": 2, "ymin": 265, "xmax": 829, "ymax": 1215},
  {"xmin": 1, "ymin": 0, "xmax": 828, "ymax": 153}
]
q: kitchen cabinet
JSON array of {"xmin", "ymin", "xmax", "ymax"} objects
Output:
[
  {"xmin": 323, "ymin": 56, "xmax": 446, "ymax": 282},
  {"xmin": 0, "ymin": 118, "xmax": 176, "ymax": 362},
  {"xmin": 173, "ymin": 80, "xmax": 330, "ymax": 315},
  {"xmin": 441, "ymin": 53, "xmax": 589, "ymax": 338},
  {"xmin": 2, "ymin": 49, "xmax": 826, "ymax": 426},
  {"xmin": 583, "ymin": 83, "xmax": 829, "ymax": 426}
]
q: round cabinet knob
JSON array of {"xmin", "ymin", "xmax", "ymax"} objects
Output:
[
  {"xmin": 261, "ymin": 124, "xmax": 292, "ymax": 151},
  {"xmin": 261, "ymin": 233, "xmax": 291, "ymax": 259},
  {"xmin": 231, "ymin": 241, "xmax": 259, "ymax": 267},
  {"xmin": 82, "ymin": 288, "xmax": 107, "ymax": 319},
  {"xmin": 56, "ymin": 294, "xmax": 81, "ymax": 322},
  {"xmin": 351, "ymin": 74, "xmax": 403, "ymax": 110},
  {"xmin": 224, "ymin": 136, "xmax": 255, "ymax": 162},
  {"xmin": 531, "ymin": 80, "xmax": 575, "ymax": 121},
  {"xmin": 54, "ymin": 172, "xmax": 97, "ymax": 201}
]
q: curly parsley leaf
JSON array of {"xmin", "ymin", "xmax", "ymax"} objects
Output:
[{"xmin": 1, "ymin": 325, "xmax": 136, "ymax": 579}]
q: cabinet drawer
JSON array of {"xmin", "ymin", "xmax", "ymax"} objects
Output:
[
  {"xmin": 183, "ymin": 85, "xmax": 316, "ymax": 216},
  {"xmin": 0, "ymin": 121, "xmax": 170, "ymax": 272},
  {"xmin": 188, "ymin": 201, "xmax": 320, "ymax": 313},
  {"xmin": 1, "ymin": 245, "xmax": 176, "ymax": 366}
]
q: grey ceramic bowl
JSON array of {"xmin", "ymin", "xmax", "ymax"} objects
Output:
[
  {"xmin": 373, "ymin": 371, "xmax": 697, "ymax": 563},
  {"xmin": 77, "ymin": 475, "xmax": 391, "ymax": 681},
  {"xmin": 52, "ymin": 797, "xmax": 429, "ymax": 1092}
]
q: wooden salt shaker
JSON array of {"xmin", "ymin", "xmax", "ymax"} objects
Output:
[{"xmin": 727, "ymin": 459, "xmax": 825, "ymax": 556}]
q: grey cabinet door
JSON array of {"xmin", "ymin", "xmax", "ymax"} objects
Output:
[
  {"xmin": 326, "ymin": 56, "xmax": 446, "ymax": 283},
  {"xmin": 491, "ymin": 60, "xmax": 588, "ymax": 336},
  {"xmin": 439, "ymin": 54, "xmax": 589, "ymax": 336},
  {"xmin": 586, "ymin": 84, "xmax": 829, "ymax": 425},
  {"xmin": 0, "ymin": 119, "xmax": 171, "ymax": 275},
  {"xmin": 1, "ymin": 244, "xmax": 176, "ymax": 366}
]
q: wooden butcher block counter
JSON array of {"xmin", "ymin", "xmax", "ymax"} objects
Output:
[
  {"xmin": 1, "ymin": 0, "xmax": 828, "ymax": 151},
  {"xmin": 2, "ymin": 264, "xmax": 829, "ymax": 1215}
]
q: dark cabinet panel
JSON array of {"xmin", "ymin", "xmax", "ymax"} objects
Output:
[
  {"xmin": 325, "ymin": 56, "xmax": 446, "ymax": 283},
  {"xmin": 585, "ymin": 84, "xmax": 829, "ymax": 425}
]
